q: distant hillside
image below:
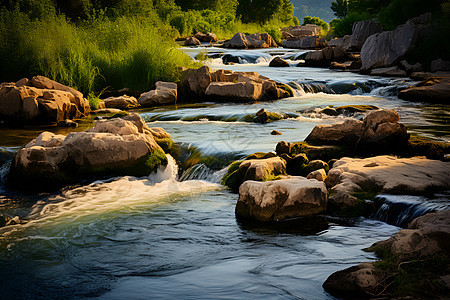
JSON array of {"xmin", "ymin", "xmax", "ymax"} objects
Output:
[{"xmin": 291, "ymin": 0, "xmax": 334, "ymax": 23}]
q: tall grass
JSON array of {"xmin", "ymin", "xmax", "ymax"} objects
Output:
[{"xmin": 0, "ymin": 8, "xmax": 196, "ymax": 99}]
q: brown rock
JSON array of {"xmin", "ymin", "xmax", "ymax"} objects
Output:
[
  {"xmin": 102, "ymin": 95, "xmax": 139, "ymax": 110},
  {"xmin": 139, "ymin": 81, "xmax": 177, "ymax": 107},
  {"xmin": 236, "ymin": 177, "xmax": 328, "ymax": 221}
]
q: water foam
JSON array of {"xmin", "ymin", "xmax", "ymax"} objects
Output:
[{"xmin": 1, "ymin": 155, "xmax": 221, "ymax": 235}]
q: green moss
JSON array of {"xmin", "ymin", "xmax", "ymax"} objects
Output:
[
  {"xmin": 221, "ymin": 160, "xmax": 243, "ymax": 192},
  {"xmin": 407, "ymin": 135, "xmax": 450, "ymax": 160},
  {"xmin": 109, "ymin": 111, "xmax": 129, "ymax": 119},
  {"xmin": 276, "ymin": 82, "xmax": 295, "ymax": 98},
  {"xmin": 335, "ymin": 105, "xmax": 379, "ymax": 113},
  {"xmin": 263, "ymin": 174, "xmax": 281, "ymax": 181},
  {"xmin": 371, "ymin": 250, "xmax": 450, "ymax": 298}
]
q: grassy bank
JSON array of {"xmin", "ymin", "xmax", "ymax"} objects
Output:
[{"xmin": 0, "ymin": 1, "xmax": 296, "ymax": 107}]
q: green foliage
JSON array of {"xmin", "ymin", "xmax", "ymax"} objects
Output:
[
  {"xmin": 330, "ymin": 0, "xmax": 347, "ymax": 19},
  {"xmin": 302, "ymin": 16, "xmax": 329, "ymax": 31},
  {"xmin": 236, "ymin": 0, "xmax": 295, "ymax": 25},
  {"xmin": 0, "ymin": 7, "xmax": 195, "ymax": 96},
  {"xmin": 329, "ymin": 11, "xmax": 370, "ymax": 37}
]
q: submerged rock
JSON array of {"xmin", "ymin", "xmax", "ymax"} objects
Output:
[
  {"xmin": 8, "ymin": 113, "xmax": 172, "ymax": 191},
  {"xmin": 0, "ymin": 75, "xmax": 90, "ymax": 125},
  {"xmin": 236, "ymin": 177, "xmax": 328, "ymax": 221}
]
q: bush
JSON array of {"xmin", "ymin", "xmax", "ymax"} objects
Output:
[{"xmin": 330, "ymin": 12, "xmax": 370, "ymax": 37}]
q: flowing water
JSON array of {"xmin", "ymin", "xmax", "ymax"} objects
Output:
[{"xmin": 0, "ymin": 47, "xmax": 449, "ymax": 299}]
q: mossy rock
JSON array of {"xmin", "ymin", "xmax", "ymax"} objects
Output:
[
  {"xmin": 221, "ymin": 160, "xmax": 243, "ymax": 192},
  {"xmin": 335, "ymin": 105, "xmax": 379, "ymax": 114},
  {"xmin": 290, "ymin": 141, "xmax": 347, "ymax": 161},
  {"xmin": 253, "ymin": 112, "xmax": 284, "ymax": 123},
  {"xmin": 245, "ymin": 152, "xmax": 277, "ymax": 160},
  {"xmin": 304, "ymin": 160, "xmax": 329, "ymax": 175},
  {"xmin": 407, "ymin": 135, "xmax": 450, "ymax": 160},
  {"xmin": 108, "ymin": 111, "xmax": 129, "ymax": 119},
  {"xmin": 276, "ymin": 82, "xmax": 295, "ymax": 98},
  {"xmin": 286, "ymin": 153, "xmax": 309, "ymax": 176}
]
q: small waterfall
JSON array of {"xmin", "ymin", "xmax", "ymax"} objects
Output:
[
  {"xmin": 180, "ymin": 164, "xmax": 228, "ymax": 184},
  {"xmin": 372, "ymin": 194, "xmax": 450, "ymax": 228}
]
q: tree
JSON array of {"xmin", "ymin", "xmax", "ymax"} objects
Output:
[
  {"xmin": 302, "ymin": 16, "xmax": 328, "ymax": 31},
  {"xmin": 330, "ymin": 0, "xmax": 347, "ymax": 18}
]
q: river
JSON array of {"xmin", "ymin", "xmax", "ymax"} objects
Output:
[{"xmin": 0, "ymin": 46, "xmax": 448, "ymax": 299}]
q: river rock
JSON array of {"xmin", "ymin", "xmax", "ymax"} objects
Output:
[
  {"xmin": 370, "ymin": 66, "xmax": 407, "ymax": 77},
  {"xmin": 282, "ymin": 36, "xmax": 327, "ymax": 49},
  {"xmin": 236, "ymin": 177, "xmax": 328, "ymax": 221},
  {"xmin": 194, "ymin": 32, "xmax": 218, "ymax": 43},
  {"xmin": 102, "ymin": 95, "xmax": 140, "ymax": 110},
  {"xmin": 223, "ymin": 32, "xmax": 276, "ymax": 49},
  {"xmin": 327, "ymin": 35, "xmax": 350, "ymax": 50},
  {"xmin": 324, "ymin": 210, "xmax": 450, "ymax": 298},
  {"xmin": 325, "ymin": 156, "xmax": 450, "ymax": 213},
  {"xmin": 369, "ymin": 210, "xmax": 450, "ymax": 261},
  {"xmin": 347, "ymin": 20, "xmax": 383, "ymax": 51},
  {"xmin": 281, "ymin": 24, "xmax": 321, "ymax": 40},
  {"xmin": 205, "ymin": 82, "xmax": 263, "ymax": 102},
  {"xmin": 0, "ymin": 76, "xmax": 90, "ymax": 125},
  {"xmin": 185, "ymin": 36, "xmax": 201, "ymax": 46},
  {"xmin": 269, "ymin": 57, "xmax": 289, "ymax": 67},
  {"xmin": 307, "ymin": 169, "xmax": 327, "ymax": 181},
  {"xmin": 138, "ymin": 81, "xmax": 177, "ymax": 107},
  {"xmin": 240, "ymin": 157, "xmax": 286, "ymax": 182},
  {"xmin": 399, "ymin": 73, "xmax": 450, "ymax": 103},
  {"xmin": 7, "ymin": 113, "xmax": 171, "ymax": 191},
  {"xmin": 361, "ymin": 14, "xmax": 432, "ymax": 70},
  {"xmin": 179, "ymin": 66, "xmax": 292, "ymax": 102},
  {"xmin": 323, "ymin": 262, "xmax": 384, "ymax": 298},
  {"xmin": 305, "ymin": 109, "xmax": 408, "ymax": 154},
  {"xmin": 304, "ymin": 47, "xmax": 345, "ymax": 67},
  {"xmin": 430, "ymin": 59, "xmax": 450, "ymax": 72}
]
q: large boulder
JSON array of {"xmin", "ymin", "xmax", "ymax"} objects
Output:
[
  {"xmin": 399, "ymin": 73, "xmax": 450, "ymax": 103},
  {"xmin": 7, "ymin": 114, "xmax": 171, "ymax": 191},
  {"xmin": 305, "ymin": 109, "xmax": 408, "ymax": 154},
  {"xmin": 221, "ymin": 157, "xmax": 286, "ymax": 192},
  {"xmin": 304, "ymin": 46, "xmax": 346, "ymax": 67},
  {"xmin": 179, "ymin": 67, "xmax": 293, "ymax": 102},
  {"xmin": 223, "ymin": 32, "xmax": 277, "ymax": 49},
  {"xmin": 102, "ymin": 95, "xmax": 139, "ymax": 110},
  {"xmin": 184, "ymin": 36, "xmax": 201, "ymax": 46},
  {"xmin": 0, "ymin": 76, "xmax": 90, "ymax": 125},
  {"xmin": 281, "ymin": 24, "xmax": 321, "ymax": 40},
  {"xmin": 194, "ymin": 32, "xmax": 218, "ymax": 43},
  {"xmin": 236, "ymin": 177, "xmax": 328, "ymax": 221},
  {"xmin": 324, "ymin": 210, "xmax": 450, "ymax": 299},
  {"xmin": 282, "ymin": 36, "xmax": 327, "ymax": 49},
  {"xmin": 205, "ymin": 82, "xmax": 263, "ymax": 102},
  {"xmin": 325, "ymin": 156, "xmax": 450, "ymax": 213},
  {"xmin": 138, "ymin": 81, "xmax": 177, "ymax": 107},
  {"xmin": 361, "ymin": 14, "xmax": 432, "ymax": 71},
  {"xmin": 347, "ymin": 20, "xmax": 383, "ymax": 51}
]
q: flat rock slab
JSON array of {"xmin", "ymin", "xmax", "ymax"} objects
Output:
[
  {"xmin": 236, "ymin": 176, "xmax": 327, "ymax": 221},
  {"xmin": 326, "ymin": 155, "xmax": 450, "ymax": 208}
]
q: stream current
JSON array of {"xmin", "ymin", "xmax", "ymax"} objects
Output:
[{"xmin": 0, "ymin": 47, "xmax": 449, "ymax": 299}]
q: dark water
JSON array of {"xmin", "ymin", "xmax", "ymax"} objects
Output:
[{"xmin": 0, "ymin": 47, "xmax": 449, "ymax": 299}]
